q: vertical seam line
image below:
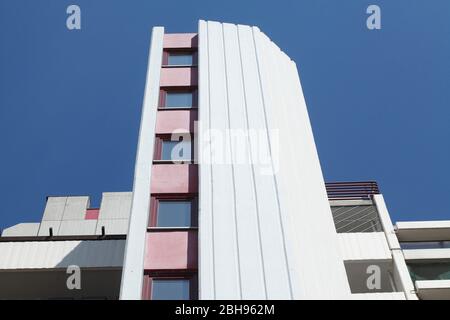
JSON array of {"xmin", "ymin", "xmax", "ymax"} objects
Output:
[
  {"xmin": 206, "ymin": 23, "xmax": 217, "ymax": 299},
  {"xmin": 237, "ymin": 26, "xmax": 268, "ymax": 299},
  {"xmin": 221, "ymin": 24, "xmax": 243, "ymax": 299},
  {"xmin": 251, "ymin": 28, "xmax": 294, "ymax": 299}
]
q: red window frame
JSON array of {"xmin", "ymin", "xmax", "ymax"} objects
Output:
[
  {"xmin": 158, "ymin": 88, "xmax": 198, "ymax": 109},
  {"xmin": 149, "ymin": 195, "xmax": 198, "ymax": 228},
  {"xmin": 153, "ymin": 134, "xmax": 194, "ymax": 162},
  {"xmin": 142, "ymin": 272, "xmax": 198, "ymax": 300},
  {"xmin": 162, "ymin": 49, "xmax": 198, "ymax": 66}
]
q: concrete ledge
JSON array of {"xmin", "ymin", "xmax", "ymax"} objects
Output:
[
  {"xmin": 403, "ymin": 248, "xmax": 450, "ymax": 262},
  {"xmin": 416, "ymin": 280, "xmax": 450, "ymax": 300},
  {"xmin": 329, "ymin": 199, "xmax": 373, "ymax": 207},
  {"xmin": 350, "ymin": 292, "xmax": 406, "ymax": 300},
  {"xmin": 396, "ymin": 220, "xmax": 450, "ymax": 242}
]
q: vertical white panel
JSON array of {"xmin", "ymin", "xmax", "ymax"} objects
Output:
[
  {"xmin": 120, "ymin": 26, "xmax": 164, "ymax": 300},
  {"xmin": 237, "ymin": 24, "xmax": 292, "ymax": 299},
  {"xmin": 199, "ymin": 20, "xmax": 352, "ymax": 299},
  {"xmin": 253, "ymin": 29, "xmax": 306, "ymax": 299},
  {"xmin": 198, "ymin": 20, "xmax": 215, "ymax": 299},
  {"xmin": 223, "ymin": 23, "xmax": 266, "ymax": 299},
  {"xmin": 206, "ymin": 21, "xmax": 240, "ymax": 299},
  {"xmin": 254, "ymin": 27, "xmax": 351, "ymax": 298},
  {"xmin": 373, "ymin": 194, "xmax": 418, "ymax": 300}
]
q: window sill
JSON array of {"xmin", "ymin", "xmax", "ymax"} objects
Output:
[
  {"xmin": 161, "ymin": 64, "xmax": 198, "ymax": 68},
  {"xmin": 147, "ymin": 227, "xmax": 198, "ymax": 232},
  {"xmin": 157, "ymin": 106, "xmax": 197, "ymax": 111},
  {"xmin": 152, "ymin": 160, "xmax": 194, "ymax": 165}
]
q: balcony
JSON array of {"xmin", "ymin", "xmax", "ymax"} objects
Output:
[
  {"xmin": 325, "ymin": 181, "xmax": 380, "ymax": 201},
  {"xmin": 326, "ymin": 181, "xmax": 382, "ymax": 233}
]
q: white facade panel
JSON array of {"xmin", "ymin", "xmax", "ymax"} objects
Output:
[
  {"xmin": 99, "ymin": 192, "xmax": 132, "ymax": 220},
  {"xmin": 0, "ymin": 240, "xmax": 125, "ymax": 269},
  {"xmin": 337, "ymin": 233, "xmax": 392, "ymax": 261},
  {"xmin": 96, "ymin": 219, "xmax": 129, "ymax": 235},
  {"xmin": 222, "ymin": 23, "xmax": 266, "ymax": 299},
  {"xmin": 198, "ymin": 20, "xmax": 215, "ymax": 299},
  {"xmin": 119, "ymin": 27, "xmax": 164, "ymax": 300},
  {"xmin": 61, "ymin": 196, "xmax": 90, "ymax": 220},
  {"xmin": 198, "ymin": 20, "xmax": 351, "ymax": 299},
  {"xmin": 38, "ymin": 221, "xmax": 61, "ymax": 236},
  {"xmin": 58, "ymin": 220, "xmax": 97, "ymax": 236},
  {"xmin": 42, "ymin": 197, "xmax": 67, "ymax": 221},
  {"xmin": 1, "ymin": 223, "xmax": 40, "ymax": 237}
]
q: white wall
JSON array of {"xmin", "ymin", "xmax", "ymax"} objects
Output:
[
  {"xmin": 337, "ymin": 233, "xmax": 391, "ymax": 261},
  {"xmin": 119, "ymin": 27, "xmax": 164, "ymax": 300},
  {"xmin": 0, "ymin": 240, "xmax": 125, "ymax": 269},
  {"xmin": 198, "ymin": 20, "xmax": 351, "ymax": 299}
]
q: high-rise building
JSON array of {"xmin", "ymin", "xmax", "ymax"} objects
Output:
[{"xmin": 1, "ymin": 21, "xmax": 449, "ymax": 300}]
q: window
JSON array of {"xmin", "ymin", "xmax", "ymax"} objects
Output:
[
  {"xmin": 408, "ymin": 263, "xmax": 450, "ymax": 281},
  {"xmin": 401, "ymin": 241, "xmax": 450, "ymax": 250},
  {"xmin": 152, "ymin": 279, "xmax": 190, "ymax": 300},
  {"xmin": 159, "ymin": 89, "xmax": 197, "ymax": 109},
  {"xmin": 142, "ymin": 275, "xmax": 198, "ymax": 300},
  {"xmin": 154, "ymin": 136, "xmax": 192, "ymax": 161},
  {"xmin": 165, "ymin": 91, "xmax": 194, "ymax": 108},
  {"xmin": 167, "ymin": 52, "xmax": 194, "ymax": 66},
  {"xmin": 161, "ymin": 140, "xmax": 191, "ymax": 161},
  {"xmin": 149, "ymin": 197, "xmax": 197, "ymax": 228},
  {"xmin": 157, "ymin": 201, "xmax": 191, "ymax": 227},
  {"xmin": 163, "ymin": 50, "xmax": 197, "ymax": 66}
]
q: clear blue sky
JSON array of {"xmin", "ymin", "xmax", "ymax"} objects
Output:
[{"xmin": 0, "ymin": 0, "xmax": 449, "ymax": 230}]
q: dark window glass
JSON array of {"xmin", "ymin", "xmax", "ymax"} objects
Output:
[
  {"xmin": 161, "ymin": 140, "xmax": 191, "ymax": 160},
  {"xmin": 408, "ymin": 263, "xmax": 450, "ymax": 281},
  {"xmin": 165, "ymin": 92, "xmax": 193, "ymax": 108},
  {"xmin": 168, "ymin": 53, "xmax": 193, "ymax": 66},
  {"xmin": 157, "ymin": 201, "xmax": 191, "ymax": 227},
  {"xmin": 400, "ymin": 241, "xmax": 450, "ymax": 250},
  {"xmin": 152, "ymin": 279, "xmax": 190, "ymax": 300}
]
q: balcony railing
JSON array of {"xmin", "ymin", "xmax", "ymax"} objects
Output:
[{"xmin": 325, "ymin": 181, "xmax": 380, "ymax": 200}]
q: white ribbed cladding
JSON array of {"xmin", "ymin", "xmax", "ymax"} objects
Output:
[
  {"xmin": 0, "ymin": 240, "xmax": 125, "ymax": 269},
  {"xmin": 337, "ymin": 233, "xmax": 392, "ymax": 261},
  {"xmin": 198, "ymin": 20, "xmax": 351, "ymax": 299}
]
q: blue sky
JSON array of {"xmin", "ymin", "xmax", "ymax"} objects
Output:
[{"xmin": 0, "ymin": 0, "xmax": 449, "ymax": 230}]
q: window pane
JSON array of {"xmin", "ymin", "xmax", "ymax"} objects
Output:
[
  {"xmin": 168, "ymin": 53, "xmax": 193, "ymax": 66},
  {"xmin": 157, "ymin": 201, "xmax": 191, "ymax": 227},
  {"xmin": 408, "ymin": 263, "xmax": 450, "ymax": 281},
  {"xmin": 161, "ymin": 140, "xmax": 191, "ymax": 160},
  {"xmin": 165, "ymin": 92, "xmax": 193, "ymax": 108},
  {"xmin": 152, "ymin": 279, "xmax": 190, "ymax": 300}
]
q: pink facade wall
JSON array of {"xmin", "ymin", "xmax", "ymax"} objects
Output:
[
  {"xmin": 142, "ymin": 32, "xmax": 198, "ymax": 295},
  {"xmin": 151, "ymin": 164, "xmax": 198, "ymax": 194},
  {"xmin": 156, "ymin": 110, "xmax": 197, "ymax": 134},
  {"xmin": 144, "ymin": 231, "xmax": 198, "ymax": 270},
  {"xmin": 160, "ymin": 67, "xmax": 198, "ymax": 87},
  {"xmin": 163, "ymin": 33, "xmax": 198, "ymax": 49},
  {"xmin": 85, "ymin": 208, "xmax": 99, "ymax": 220}
]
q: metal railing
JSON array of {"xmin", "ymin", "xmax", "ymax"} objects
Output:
[{"xmin": 325, "ymin": 181, "xmax": 380, "ymax": 200}]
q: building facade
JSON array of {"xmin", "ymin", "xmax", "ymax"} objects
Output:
[{"xmin": 1, "ymin": 21, "xmax": 449, "ymax": 300}]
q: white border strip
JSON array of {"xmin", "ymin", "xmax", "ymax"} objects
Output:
[{"xmin": 120, "ymin": 26, "xmax": 164, "ymax": 300}]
